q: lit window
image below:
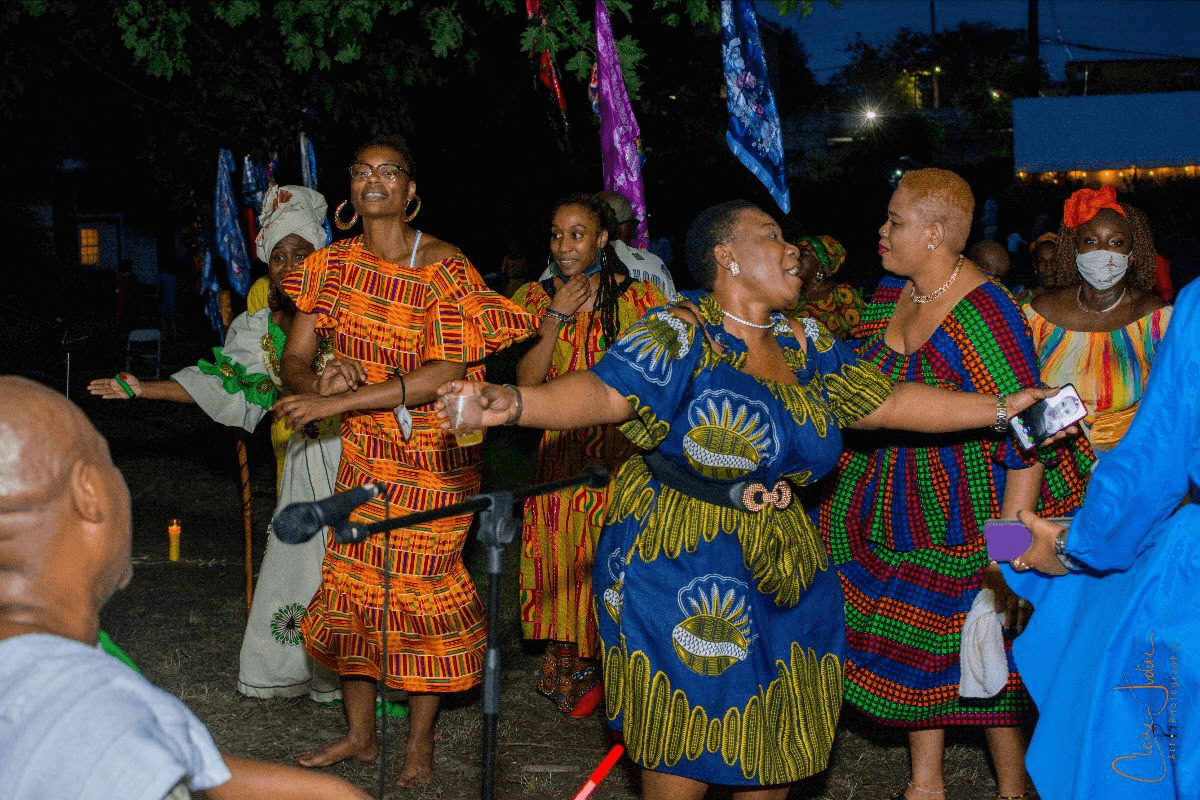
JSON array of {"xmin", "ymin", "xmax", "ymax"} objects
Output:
[{"xmin": 80, "ymin": 227, "xmax": 100, "ymax": 265}]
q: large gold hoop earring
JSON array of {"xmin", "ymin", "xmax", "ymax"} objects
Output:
[
  {"xmin": 334, "ymin": 200, "xmax": 359, "ymax": 231},
  {"xmin": 404, "ymin": 195, "xmax": 422, "ymax": 223}
]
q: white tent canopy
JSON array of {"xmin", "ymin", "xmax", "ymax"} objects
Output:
[{"xmin": 1012, "ymin": 91, "xmax": 1200, "ymax": 174}]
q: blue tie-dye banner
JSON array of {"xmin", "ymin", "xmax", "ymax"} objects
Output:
[
  {"xmin": 721, "ymin": 0, "xmax": 791, "ymax": 213},
  {"xmin": 197, "ymin": 249, "xmax": 225, "ymax": 344},
  {"xmin": 213, "ymin": 148, "xmax": 252, "ymax": 298},
  {"xmin": 299, "ymin": 133, "xmax": 331, "ymax": 243},
  {"xmin": 241, "ymin": 154, "xmax": 268, "ymax": 213},
  {"xmin": 300, "ymin": 132, "xmax": 319, "ymax": 192}
]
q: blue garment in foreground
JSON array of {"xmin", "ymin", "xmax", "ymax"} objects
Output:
[
  {"xmin": 0, "ymin": 633, "xmax": 230, "ymax": 800},
  {"xmin": 1005, "ymin": 278, "xmax": 1200, "ymax": 798}
]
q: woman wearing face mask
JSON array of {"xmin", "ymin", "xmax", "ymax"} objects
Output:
[
  {"xmin": 1024, "ymin": 186, "xmax": 1171, "ymax": 453},
  {"xmin": 511, "ymin": 192, "xmax": 667, "ymax": 717}
]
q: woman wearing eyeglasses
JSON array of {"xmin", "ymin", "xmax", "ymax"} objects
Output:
[{"xmin": 272, "ymin": 134, "xmax": 538, "ymax": 788}]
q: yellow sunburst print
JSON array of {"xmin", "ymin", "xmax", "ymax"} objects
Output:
[{"xmin": 671, "ymin": 574, "xmax": 755, "ymax": 676}]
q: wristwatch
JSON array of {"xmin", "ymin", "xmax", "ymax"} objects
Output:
[{"xmin": 1054, "ymin": 527, "xmax": 1083, "ymax": 572}]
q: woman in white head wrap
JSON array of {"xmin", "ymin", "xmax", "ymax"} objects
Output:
[{"xmin": 89, "ymin": 185, "xmax": 347, "ymax": 702}]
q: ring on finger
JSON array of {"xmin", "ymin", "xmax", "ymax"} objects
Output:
[{"xmin": 1017, "ymin": 598, "xmax": 1031, "ymax": 608}]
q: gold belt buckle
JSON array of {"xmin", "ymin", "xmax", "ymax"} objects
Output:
[{"xmin": 741, "ymin": 480, "xmax": 793, "ymax": 512}]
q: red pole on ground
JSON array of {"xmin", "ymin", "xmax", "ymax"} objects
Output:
[{"xmin": 571, "ymin": 744, "xmax": 624, "ymax": 800}]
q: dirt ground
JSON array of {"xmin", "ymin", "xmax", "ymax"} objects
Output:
[{"xmin": 59, "ymin": 318, "xmax": 1014, "ymax": 800}]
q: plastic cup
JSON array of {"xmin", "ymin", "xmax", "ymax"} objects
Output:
[{"xmin": 443, "ymin": 393, "xmax": 483, "ymax": 447}]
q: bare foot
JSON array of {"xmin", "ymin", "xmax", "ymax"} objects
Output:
[
  {"xmin": 297, "ymin": 736, "xmax": 378, "ymax": 768},
  {"xmin": 395, "ymin": 738, "xmax": 434, "ymax": 788}
]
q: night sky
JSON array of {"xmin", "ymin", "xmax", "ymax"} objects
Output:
[{"xmin": 761, "ymin": 0, "xmax": 1200, "ymax": 82}]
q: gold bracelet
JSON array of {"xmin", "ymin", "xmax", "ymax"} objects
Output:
[
  {"xmin": 991, "ymin": 394, "xmax": 1008, "ymax": 432},
  {"xmin": 502, "ymin": 384, "xmax": 523, "ymax": 426}
]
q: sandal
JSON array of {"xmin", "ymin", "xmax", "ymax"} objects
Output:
[{"xmin": 890, "ymin": 781, "xmax": 945, "ymax": 800}]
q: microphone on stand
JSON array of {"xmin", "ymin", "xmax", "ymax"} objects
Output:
[
  {"xmin": 578, "ymin": 463, "xmax": 611, "ymax": 489},
  {"xmin": 272, "ymin": 482, "xmax": 386, "ymax": 544}
]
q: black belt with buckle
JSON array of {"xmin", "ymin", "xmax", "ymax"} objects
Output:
[{"xmin": 642, "ymin": 450, "xmax": 794, "ymax": 513}]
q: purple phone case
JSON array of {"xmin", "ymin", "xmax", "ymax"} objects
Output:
[{"xmin": 983, "ymin": 519, "xmax": 1033, "ymax": 561}]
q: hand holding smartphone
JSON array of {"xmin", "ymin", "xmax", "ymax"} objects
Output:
[
  {"xmin": 1009, "ymin": 384, "xmax": 1087, "ymax": 449},
  {"xmin": 984, "ymin": 517, "xmax": 1072, "ymax": 562}
]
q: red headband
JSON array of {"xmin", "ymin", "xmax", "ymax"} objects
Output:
[{"xmin": 1062, "ymin": 185, "xmax": 1127, "ymax": 229}]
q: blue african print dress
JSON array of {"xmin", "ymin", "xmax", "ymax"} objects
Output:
[
  {"xmin": 1004, "ymin": 279, "xmax": 1200, "ymax": 799},
  {"xmin": 590, "ymin": 293, "xmax": 894, "ymax": 786}
]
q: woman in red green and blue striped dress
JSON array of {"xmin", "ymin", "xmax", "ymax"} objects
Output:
[{"xmin": 818, "ymin": 169, "xmax": 1092, "ymax": 800}]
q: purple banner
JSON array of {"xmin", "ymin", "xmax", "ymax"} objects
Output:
[{"xmin": 594, "ymin": 0, "xmax": 648, "ymax": 247}]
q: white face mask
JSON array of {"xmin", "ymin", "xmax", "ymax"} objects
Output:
[{"xmin": 1076, "ymin": 249, "xmax": 1130, "ymax": 290}]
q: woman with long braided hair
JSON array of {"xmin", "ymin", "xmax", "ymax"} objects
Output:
[
  {"xmin": 1025, "ymin": 186, "xmax": 1171, "ymax": 453},
  {"xmin": 511, "ymin": 192, "xmax": 668, "ymax": 716}
]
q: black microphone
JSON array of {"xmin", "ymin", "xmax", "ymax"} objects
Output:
[
  {"xmin": 273, "ymin": 482, "xmax": 386, "ymax": 544},
  {"xmin": 580, "ymin": 463, "xmax": 611, "ymax": 489}
]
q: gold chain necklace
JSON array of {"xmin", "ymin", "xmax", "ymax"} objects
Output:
[
  {"xmin": 1076, "ymin": 285, "xmax": 1126, "ymax": 314},
  {"xmin": 910, "ymin": 254, "xmax": 964, "ymax": 304}
]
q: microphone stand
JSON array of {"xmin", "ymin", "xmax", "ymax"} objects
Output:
[{"xmin": 336, "ymin": 466, "xmax": 607, "ymax": 800}]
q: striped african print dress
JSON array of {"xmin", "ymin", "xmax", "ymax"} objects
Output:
[
  {"xmin": 1025, "ymin": 303, "xmax": 1171, "ymax": 451},
  {"xmin": 818, "ymin": 277, "xmax": 1089, "ymax": 728},
  {"xmin": 511, "ymin": 278, "xmax": 667, "ymax": 657},
  {"xmin": 282, "ymin": 235, "xmax": 538, "ymax": 693}
]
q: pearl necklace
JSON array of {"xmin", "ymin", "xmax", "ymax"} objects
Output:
[
  {"xmin": 910, "ymin": 254, "xmax": 964, "ymax": 304},
  {"xmin": 1076, "ymin": 285, "xmax": 1126, "ymax": 314},
  {"xmin": 722, "ymin": 310, "xmax": 776, "ymax": 329}
]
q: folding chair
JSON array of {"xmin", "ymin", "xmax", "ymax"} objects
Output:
[{"xmin": 125, "ymin": 328, "xmax": 163, "ymax": 378}]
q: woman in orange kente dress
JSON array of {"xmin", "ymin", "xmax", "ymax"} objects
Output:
[{"xmin": 275, "ymin": 134, "xmax": 538, "ymax": 787}]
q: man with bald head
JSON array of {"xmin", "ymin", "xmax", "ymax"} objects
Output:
[
  {"xmin": 0, "ymin": 376, "xmax": 370, "ymax": 800},
  {"xmin": 969, "ymin": 238, "xmax": 1012, "ymax": 281}
]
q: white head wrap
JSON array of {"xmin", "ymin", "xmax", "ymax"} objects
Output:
[{"xmin": 254, "ymin": 185, "xmax": 330, "ymax": 264}]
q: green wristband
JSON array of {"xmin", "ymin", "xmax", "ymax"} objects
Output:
[{"xmin": 114, "ymin": 374, "xmax": 135, "ymax": 398}]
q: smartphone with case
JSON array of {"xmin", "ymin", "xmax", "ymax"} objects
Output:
[
  {"xmin": 1009, "ymin": 384, "xmax": 1087, "ymax": 450},
  {"xmin": 984, "ymin": 517, "xmax": 1073, "ymax": 562}
]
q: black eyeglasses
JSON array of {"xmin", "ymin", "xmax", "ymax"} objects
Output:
[{"xmin": 349, "ymin": 162, "xmax": 409, "ymax": 182}]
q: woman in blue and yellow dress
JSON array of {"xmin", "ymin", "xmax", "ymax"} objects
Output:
[{"xmin": 437, "ymin": 200, "xmax": 1066, "ymax": 799}]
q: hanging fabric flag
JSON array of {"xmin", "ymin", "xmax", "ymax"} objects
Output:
[
  {"xmin": 525, "ymin": 1, "xmax": 571, "ymax": 154},
  {"xmin": 588, "ymin": 62, "xmax": 600, "ymax": 118},
  {"xmin": 720, "ymin": 0, "xmax": 791, "ymax": 213},
  {"xmin": 197, "ymin": 249, "xmax": 226, "ymax": 344},
  {"xmin": 594, "ymin": 0, "xmax": 648, "ymax": 248},
  {"xmin": 240, "ymin": 155, "xmax": 268, "ymax": 259},
  {"xmin": 214, "ymin": 149, "xmax": 252, "ymax": 297},
  {"xmin": 299, "ymin": 133, "xmax": 331, "ymax": 243},
  {"xmin": 300, "ymin": 132, "xmax": 319, "ymax": 191},
  {"xmin": 241, "ymin": 155, "xmax": 268, "ymax": 214}
]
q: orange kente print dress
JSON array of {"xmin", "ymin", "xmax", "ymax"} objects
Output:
[{"xmin": 283, "ymin": 235, "xmax": 537, "ymax": 692}]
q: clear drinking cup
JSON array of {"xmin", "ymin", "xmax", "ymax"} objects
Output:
[{"xmin": 443, "ymin": 392, "xmax": 484, "ymax": 447}]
